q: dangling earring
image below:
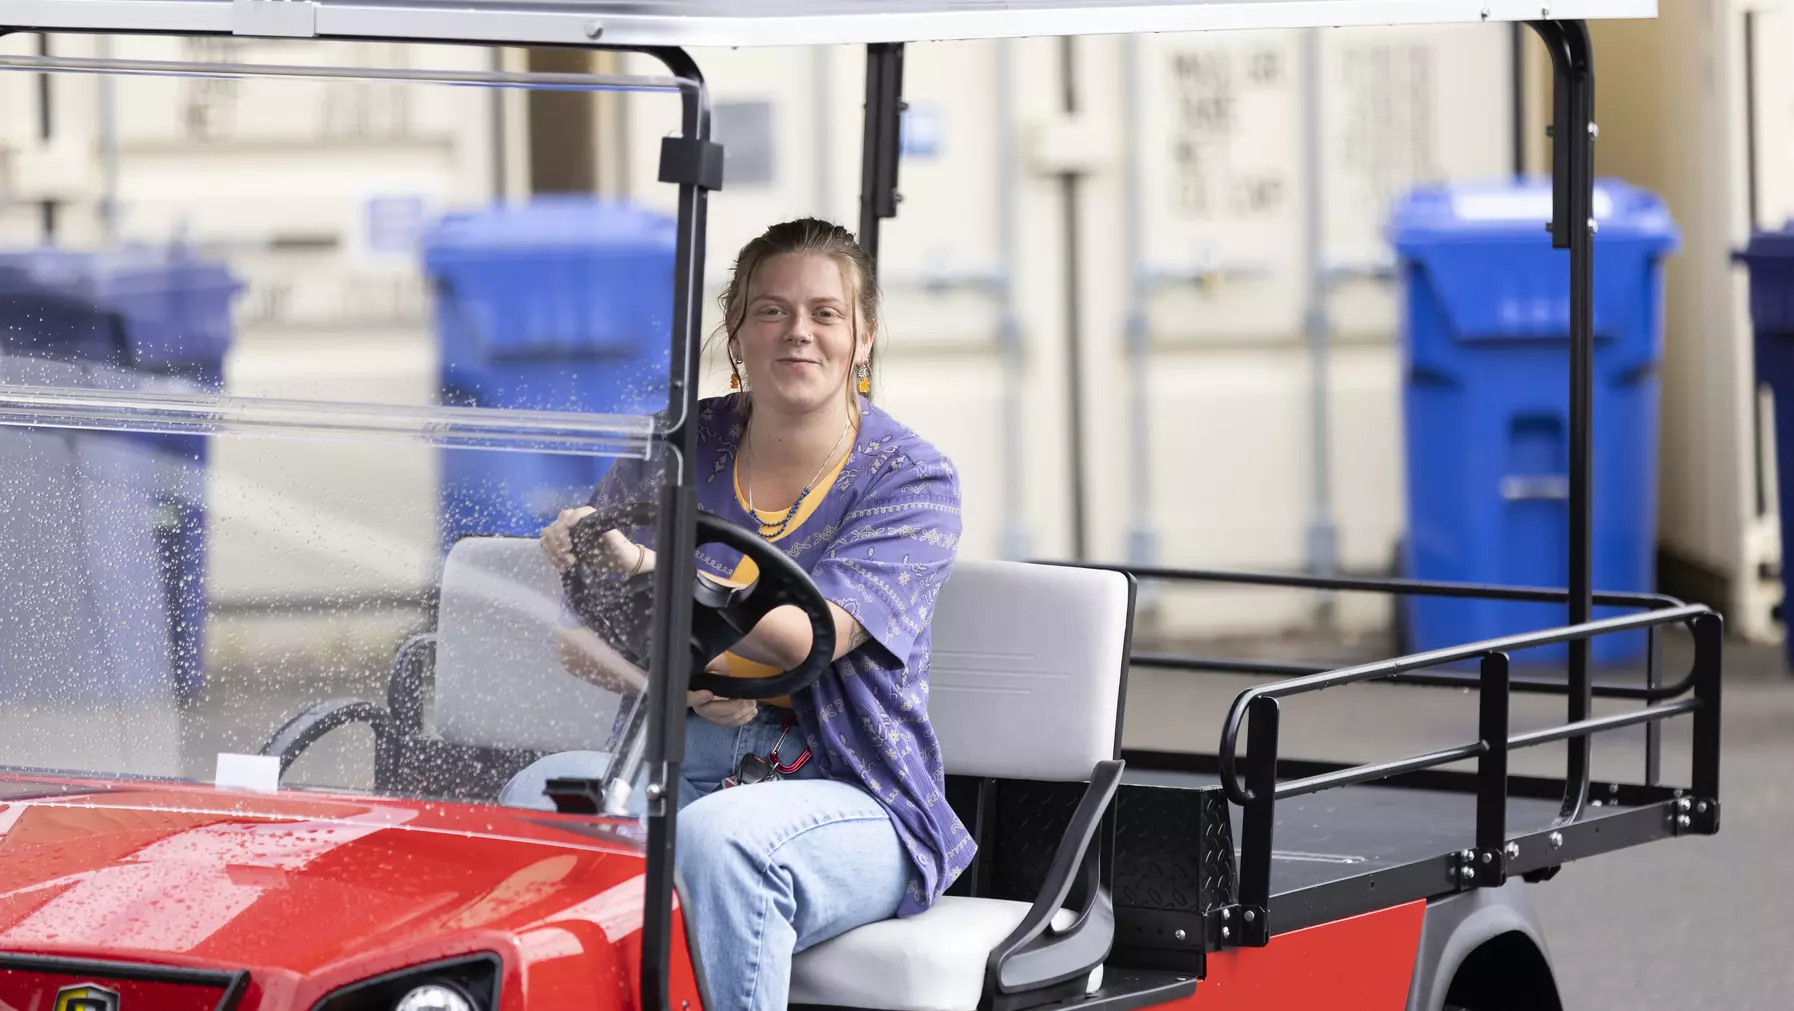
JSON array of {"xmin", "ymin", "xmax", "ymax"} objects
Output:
[
  {"xmin": 729, "ymin": 357, "xmax": 744, "ymax": 390},
  {"xmin": 855, "ymin": 362, "xmax": 871, "ymax": 396}
]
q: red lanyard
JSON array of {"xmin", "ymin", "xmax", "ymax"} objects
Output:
[
  {"xmin": 725, "ymin": 718, "xmax": 812, "ymax": 788},
  {"xmin": 767, "ymin": 720, "xmax": 812, "ymax": 775}
]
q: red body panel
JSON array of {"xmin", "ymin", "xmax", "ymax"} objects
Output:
[
  {"xmin": 0, "ymin": 973, "xmax": 228, "ymax": 1011},
  {"xmin": 1184, "ymin": 901, "xmax": 1427, "ymax": 1009},
  {"xmin": 0, "ymin": 775, "xmax": 704, "ymax": 1011},
  {"xmin": 3, "ymin": 771, "xmax": 1427, "ymax": 1011}
]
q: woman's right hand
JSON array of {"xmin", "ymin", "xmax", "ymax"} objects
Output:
[
  {"xmin": 542, "ymin": 506, "xmax": 657, "ymax": 578},
  {"xmin": 541, "ymin": 506, "xmax": 597, "ymax": 572}
]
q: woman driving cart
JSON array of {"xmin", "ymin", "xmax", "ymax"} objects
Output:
[{"xmin": 504, "ymin": 218, "xmax": 974, "ymax": 1011}]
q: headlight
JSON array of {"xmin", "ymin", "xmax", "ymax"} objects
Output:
[
  {"xmin": 311, "ymin": 953, "xmax": 500, "ymax": 1011},
  {"xmin": 395, "ymin": 984, "xmax": 475, "ymax": 1011}
]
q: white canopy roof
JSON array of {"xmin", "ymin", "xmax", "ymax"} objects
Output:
[{"xmin": 9, "ymin": 0, "xmax": 1657, "ymax": 50}]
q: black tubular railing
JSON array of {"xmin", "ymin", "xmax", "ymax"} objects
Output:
[
  {"xmin": 1071, "ymin": 562, "xmax": 1686, "ymax": 610},
  {"xmin": 1218, "ymin": 604, "xmax": 1723, "ymax": 934},
  {"xmin": 1135, "ymin": 652, "xmax": 1695, "ymax": 702},
  {"xmin": 1075, "ymin": 562, "xmax": 1688, "ymax": 695},
  {"xmin": 1064, "ymin": 563, "xmax": 1693, "ymax": 779}
]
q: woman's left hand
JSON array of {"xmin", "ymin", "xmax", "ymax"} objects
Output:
[
  {"xmin": 689, "ymin": 689, "xmax": 758, "ymax": 727},
  {"xmin": 689, "ymin": 654, "xmax": 758, "ymax": 726}
]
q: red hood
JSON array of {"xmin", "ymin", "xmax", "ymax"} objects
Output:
[{"xmin": 0, "ymin": 775, "xmax": 683, "ymax": 1009}]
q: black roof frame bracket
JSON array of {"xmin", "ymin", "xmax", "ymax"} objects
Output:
[
  {"xmin": 659, "ymin": 136, "xmax": 725, "ymax": 191},
  {"xmin": 859, "ymin": 41, "xmax": 906, "ymax": 261}
]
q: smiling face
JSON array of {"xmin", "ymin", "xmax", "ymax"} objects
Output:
[{"xmin": 730, "ymin": 252, "xmax": 872, "ymax": 417}]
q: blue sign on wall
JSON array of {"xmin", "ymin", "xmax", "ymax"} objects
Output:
[
  {"xmin": 901, "ymin": 104, "xmax": 941, "ymax": 159},
  {"xmin": 364, "ymin": 194, "xmax": 430, "ymax": 258}
]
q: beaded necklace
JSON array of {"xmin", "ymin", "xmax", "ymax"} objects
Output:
[{"xmin": 741, "ymin": 418, "xmax": 852, "ymax": 539}]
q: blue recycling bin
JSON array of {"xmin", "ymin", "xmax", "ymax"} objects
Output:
[
  {"xmin": 1390, "ymin": 178, "xmax": 1679, "ymax": 666},
  {"xmin": 0, "ymin": 247, "xmax": 240, "ymax": 701},
  {"xmin": 422, "ymin": 198, "xmax": 677, "ymax": 548},
  {"xmin": 1739, "ymin": 225, "xmax": 1794, "ymax": 666}
]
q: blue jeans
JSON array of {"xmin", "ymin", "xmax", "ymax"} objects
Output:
[{"xmin": 500, "ymin": 708, "xmax": 912, "ymax": 1011}]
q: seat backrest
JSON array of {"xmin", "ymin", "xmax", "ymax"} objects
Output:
[
  {"xmin": 926, "ymin": 560, "xmax": 1134, "ymax": 782},
  {"xmin": 432, "ymin": 535, "xmax": 627, "ymax": 753}
]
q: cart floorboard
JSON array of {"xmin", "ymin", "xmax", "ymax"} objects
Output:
[
  {"xmin": 1106, "ymin": 748, "xmax": 1705, "ymax": 944},
  {"xmin": 1124, "ymin": 767, "xmax": 1580, "ymax": 895}
]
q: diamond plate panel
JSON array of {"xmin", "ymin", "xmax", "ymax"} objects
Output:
[
  {"xmin": 1113, "ymin": 784, "xmax": 1204, "ymax": 911},
  {"xmin": 989, "ymin": 780, "xmax": 1084, "ymax": 903},
  {"xmin": 1112, "ymin": 783, "xmax": 1223, "ymax": 973},
  {"xmin": 1199, "ymin": 788, "xmax": 1238, "ymax": 912}
]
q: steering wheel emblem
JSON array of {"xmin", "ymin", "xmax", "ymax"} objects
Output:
[{"xmin": 54, "ymin": 984, "xmax": 119, "ymax": 1011}]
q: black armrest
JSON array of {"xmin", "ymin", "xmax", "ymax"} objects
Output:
[
  {"xmin": 984, "ymin": 759, "xmax": 1124, "ymax": 1009},
  {"xmin": 260, "ymin": 699, "xmax": 389, "ymax": 775}
]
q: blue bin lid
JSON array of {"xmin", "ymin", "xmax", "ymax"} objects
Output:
[
  {"xmin": 0, "ymin": 268, "xmax": 130, "ymax": 365},
  {"xmin": 422, "ymin": 197, "xmax": 678, "ymax": 262},
  {"xmin": 0, "ymin": 245, "xmax": 241, "ymax": 370},
  {"xmin": 1389, "ymin": 176, "xmax": 1679, "ymax": 248},
  {"xmin": 0, "ymin": 246, "xmax": 241, "ymax": 307},
  {"xmin": 1738, "ymin": 222, "xmax": 1794, "ymax": 263}
]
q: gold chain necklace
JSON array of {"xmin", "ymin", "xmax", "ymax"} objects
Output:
[{"xmin": 742, "ymin": 419, "xmax": 851, "ymax": 539}]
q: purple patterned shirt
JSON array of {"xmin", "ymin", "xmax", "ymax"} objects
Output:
[{"xmin": 588, "ymin": 392, "xmax": 973, "ymax": 915}]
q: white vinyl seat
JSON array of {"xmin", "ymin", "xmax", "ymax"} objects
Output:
[
  {"xmin": 789, "ymin": 559, "xmax": 1135, "ymax": 1011},
  {"xmin": 791, "ymin": 900, "xmax": 1099, "ymax": 1011}
]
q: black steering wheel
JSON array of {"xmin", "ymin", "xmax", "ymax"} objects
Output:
[{"xmin": 560, "ymin": 502, "xmax": 837, "ymax": 701}]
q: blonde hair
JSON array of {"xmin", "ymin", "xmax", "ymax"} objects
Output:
[{"xmin": 715, "ymin": 218, "xmax": 880, "ymax": 410}]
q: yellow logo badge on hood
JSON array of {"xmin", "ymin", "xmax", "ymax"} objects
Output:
[{"xmin": 54, "ymin": 984, "xmax": 120, "ymax": 1011}]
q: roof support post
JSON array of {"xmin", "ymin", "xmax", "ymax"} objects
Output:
[
  {"xmin": 1524, "ymin": 18, "xmax": 1596, "ymax": 827},
  {"xmin": 634, "ymin": 45, "xmax": 719, "ymax": 1011},
  {"xmin": 1474, "ymin": 651, "xmax": 1512, "ymax": 887}
]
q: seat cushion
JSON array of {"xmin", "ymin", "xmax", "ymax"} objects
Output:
[{"xmin": 789, "ymin": 896, "xmax": 1100, "ymax": 1011}]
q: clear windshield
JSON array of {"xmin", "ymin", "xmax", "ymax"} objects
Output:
[{"xmin": 0, "ymin": 37, "xmax": 682, "ymax": 810}]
